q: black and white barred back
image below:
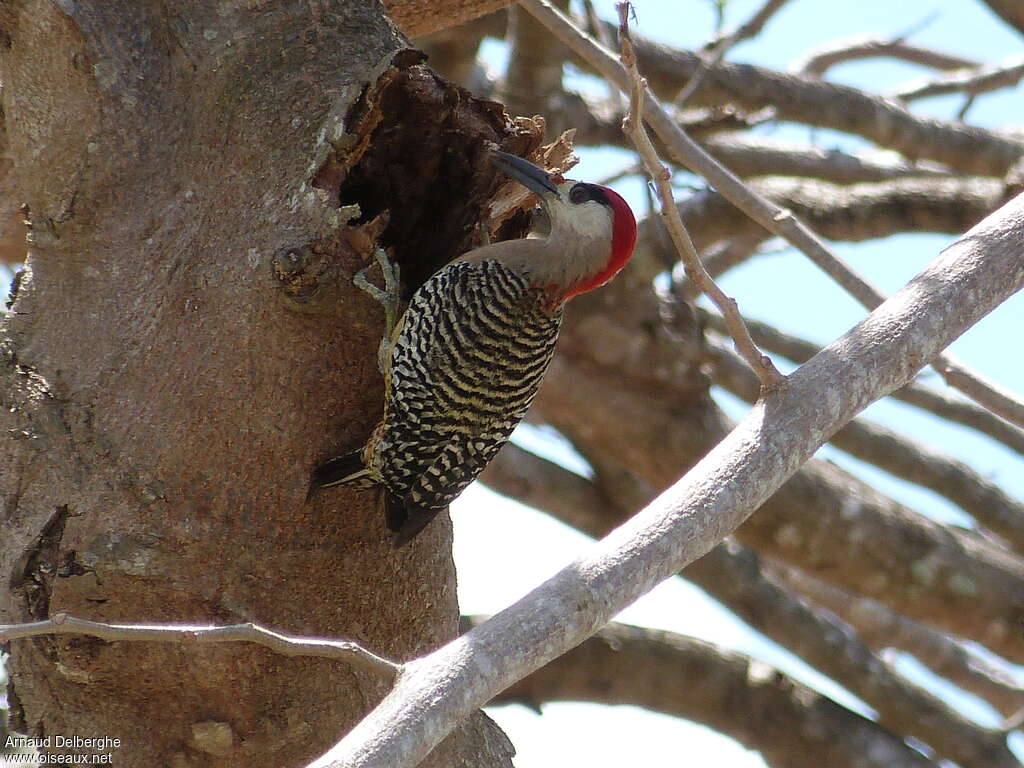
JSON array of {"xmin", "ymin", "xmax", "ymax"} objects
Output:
[{"xmin": 367, "ymin": 259, "xmax": 562, "ymax": 512}]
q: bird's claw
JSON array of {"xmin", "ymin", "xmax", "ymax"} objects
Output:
[
  {"xmin": 354, "ymin": 248, "xmax": 401, "ymax": 377},
  {"xmin": 354, "ymin": 248, "xmax": 398, "ymax": 305}
]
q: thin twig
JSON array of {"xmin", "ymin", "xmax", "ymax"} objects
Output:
[
  {"xmin": 894, "ymin": 55, "xmax": 1024, "ymax": 102},
  {"xmin": 520, "ymin": 0, "xmax": 1024, "ymax": 429},
  {"xmin": 0, "ymin": 613, "xmax": 400, "ymax": 677},
  {"xmin": 796, "ymin": 37, "xmax": 977, "ymax": 78},
  {"xmin": 958, "ymin": 93, "xmax": 978, "ymax": 122},
  {"xmin": 933, "ymin": 355, "xmax": 1024, "ymax": 429},
  {"xmin": 616, "ymin": 4, "xmax": 783, "ymax": 391},
  {"xmin": 673, "ymin": 0, "xmax": 789, "ymax": 109}
]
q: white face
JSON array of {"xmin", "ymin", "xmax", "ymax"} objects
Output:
[
  {"xmin": 462, "ymin": 176, "xmax": 620, "ymax": 299},
  {"xmin": 535, "ymin": 180, "xmax": 615, "ymax": 292},
  {"xmin": 550, "ymin": 180, "xmax": 614, "ymax": 237}
]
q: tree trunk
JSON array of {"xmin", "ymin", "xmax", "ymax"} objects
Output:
[{"xmin": 0, "ymin": 1, "xmax": 526, "ymax": 765}]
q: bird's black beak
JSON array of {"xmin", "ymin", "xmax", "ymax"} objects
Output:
[{"xmin": 491, "ymin": 150, "xmax": 560, "ymax": 200}]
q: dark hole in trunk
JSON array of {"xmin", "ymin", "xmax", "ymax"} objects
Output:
[{"xmin": 316, "ymin": 58, "xmax": 539, "ymax": 295}]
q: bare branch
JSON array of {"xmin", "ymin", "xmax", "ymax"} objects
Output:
[
  {"xmin": 533, "ymin": 259, "xmax": 1024, "ymax": 665},
  {"xmin": 664, "ymin": 177, "xmax": 1005, "ymax": 262},
  {"xmin": 599, "ymin": 23, "xmax": 1024, "ymax": 177},
  {"xmin": 481, "ymin": 448, "xmax": 1021, "ymax": 768},
  {"xmin": 541, "ymin": 325, "xmax": 1024, "ymax": 667},
  {"xmin": 773, "ymin": 566, "xmax": 1024, "ymax": 721},
  {"xmin": 529, "ymin": 252, "xmax": 1024, "ymax": 677},
  {"xmin": 427, "ymin": 7, "xmax": 1024, "ymax": 177},
  {"xmin": 707, "ymin": 333, "xmax": 1024, "ymax": 554},
  {"xmin": 616, "ymin": 5, "xmax": 782, "ymax": 390},
  {"xmin": 895, "ymin": 380, "xmax": 1024, "ymax": 457},
  {"xmin": 895, "ymin": 55, "xmax": 1024, "ymax": 102},
  {"xmin": 313, "ymin": 168, "xmax": 1024, "ymax": 768},
  {"xmin": 481, "ymin": 617, "xmax": 942, "ymax": 768},
  {"xmin": 738, "ymin": 460, "xmax": 1024, "ymax": 666},
  {"xmin": 569, "ymin": 95, "xmax": 959, "ymax": 182},
  {"xmin": 795, "ymin": 37, "xmax": 978, "ymax": 78},
  {"xmin": 0, "ymin": 613, "xmax": 400, "ymax": 677},
  {"xmin": 698, "ymin": 306, "xmax": 1024, "ymax": 456},
  {"xmin": 932, "ymin": 357, "xmax": 1024, "ymax": 431},
  {"xmin": 691, "ymin": 546, "xmax": 1020, "ymax": 768},
  {"xmin": 696, "ymin": 136, "xmax": 955, "ymax": 183},
  {"xmin": 522, "ymin": 0, "xmax": 1024, "ymax": 428},
  {"xmin": 483, "ymin": 441, "xmax": 1024, "ymax": 722}
]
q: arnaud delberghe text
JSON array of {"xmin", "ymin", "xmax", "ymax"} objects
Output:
[{"xmin": 5, "ymin": 735, "xmax": 121, "ymax": 750}]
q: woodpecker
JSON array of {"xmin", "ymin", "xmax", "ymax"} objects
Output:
[{"xmin": 308, "ymin": 150, "xmax": 637, "ymax": 546}]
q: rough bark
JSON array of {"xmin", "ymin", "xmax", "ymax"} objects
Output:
[
  {"xmin": 0, "ymin": 2, "xmax": 528, "ymax": 766},
  {"xmin": 0, "ymin": 113, "xmax": 25, "ymax": 267}
]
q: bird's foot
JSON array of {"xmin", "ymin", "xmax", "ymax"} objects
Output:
[
  {"xmin": 354, "ymin": 248, "xmax": 401, "ymax": 330},
  {"xmin": 354, "ymin": 248, "xmax": 401, "ymax": 376}
]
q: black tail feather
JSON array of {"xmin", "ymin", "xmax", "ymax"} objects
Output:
[
  {"xmin": 310, "ymin": 453, "xmax": 441, "ymax": 546},
  {"xmin": 384, "ymin": 492, "xmax": 407, "ymax": 532},
  {"xmin": 306, "ymin": 449, "xmax": 369, "ymax": 502},
  {"xmin": 385, "ymin": 494, "xmax": 442, "ymax": 547}
]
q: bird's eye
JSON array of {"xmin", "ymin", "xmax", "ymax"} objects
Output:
[{"xmin": 569, "ymin": 184, "xmax": 589, "ymax": 204}]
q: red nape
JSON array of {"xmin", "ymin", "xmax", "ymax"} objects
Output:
[{"xmin": 561, "ymin": 185, "xmax": 638, "ymax": 302}]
